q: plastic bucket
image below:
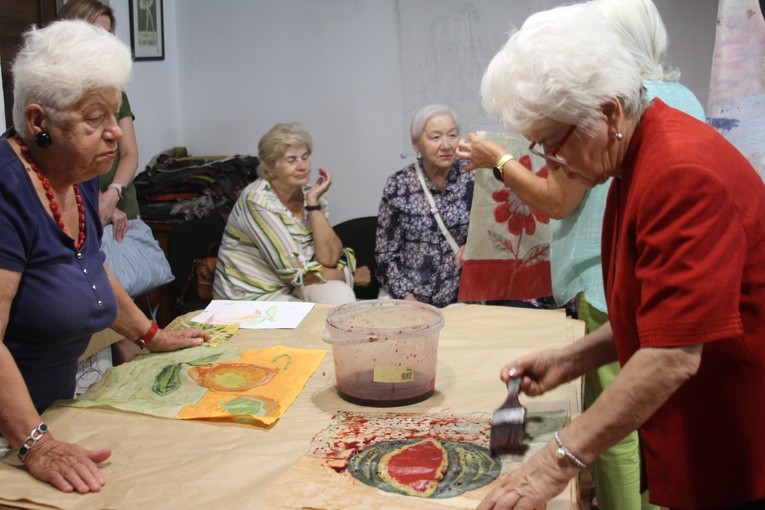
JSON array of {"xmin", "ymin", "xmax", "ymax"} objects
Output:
[{"xmin": 321, "ymin": 300, "xmax": 444, "ymax": 406}]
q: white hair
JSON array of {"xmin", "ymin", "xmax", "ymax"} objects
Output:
[
  {"xmin": 481, "ymin": 3, "xmax": 644, "ymax": 136},
  {"xmin": 410, "ymin": 104, "xmax": 460, "ymax": 142},
  {"xmin": 12, "ymin": 19, "xmax": 132, "ymax": 138},
  {"xmin": 594, "ymin": 0, "xmax": 680, "ymax": 81}
]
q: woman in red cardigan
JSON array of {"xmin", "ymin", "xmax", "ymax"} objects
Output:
[{"xmin": 470, "ymin": 3, "xmax": 765, "ymax": 509}]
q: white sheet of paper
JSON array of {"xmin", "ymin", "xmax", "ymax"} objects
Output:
[{"xmin": 190, "ymin": 300, "xmax": 315, "ymax": 329}]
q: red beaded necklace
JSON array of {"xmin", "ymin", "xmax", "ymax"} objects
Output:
[{"xmin": 15, "ymin": 135, "xmax": 86, "ymax": 250}]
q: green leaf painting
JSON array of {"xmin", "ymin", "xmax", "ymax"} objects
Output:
[
  {"xmin": 222, "ymin": 396, "xmax": 271, "ymax": 416},
  {"xmin": 152, "ymin": 352, "xmax": 224, "ymax": 396}
]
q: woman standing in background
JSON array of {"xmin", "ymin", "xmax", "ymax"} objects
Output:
[{"xmin": 58, "ymin": 0, "xmax": 139, "ymax": 243}]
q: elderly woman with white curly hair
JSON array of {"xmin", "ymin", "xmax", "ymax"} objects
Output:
[
  {"xmin": 0, "ymin": 20, "xmax": 207, "ymax": 494},
  {"xmin": 458, "ymin": 1, "xmax": 706, "ymax": 508},
  {"xmin": 469, "ymin": 3, "xmax": 765, "ymax": 510}
]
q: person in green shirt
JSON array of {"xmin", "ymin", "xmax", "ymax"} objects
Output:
[{"xmin": 58, "ymin": 0, "xmax": 140, "ymax": 242}]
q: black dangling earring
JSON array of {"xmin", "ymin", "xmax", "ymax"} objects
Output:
[{"xmin": 35, "ymin": 131, "xmax": 52, "ymax": 148}]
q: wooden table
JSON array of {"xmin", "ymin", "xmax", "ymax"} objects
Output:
[{"xmin": 0, "ymin": 304, "xmax": 584, "ymax": 510}]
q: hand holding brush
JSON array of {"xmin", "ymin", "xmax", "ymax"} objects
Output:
[{"xmin": 489, "ymin": 377, "xmax": 528, "ymax": 456}]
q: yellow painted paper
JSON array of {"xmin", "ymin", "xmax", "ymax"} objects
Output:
[
  {"xmin": 169, "ymin": 318, "xmax": 240, "ymax": 347},
  {"xmin": 65, "ymin": 345, "xmax": 325, "ymax": 427}
]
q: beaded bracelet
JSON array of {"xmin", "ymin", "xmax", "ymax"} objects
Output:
[
  {"xmin": 553, "ymin": 431, "xmax": 587, "ymax": 470},
  {"xmin": 17, "ymin": 422, "xmax": 48, "ymax": 461}
]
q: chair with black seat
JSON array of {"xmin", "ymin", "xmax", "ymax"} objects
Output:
[
  {"xmin": 333, "ymin": 216, "xmax": 380, "ymax": 300},
  {"xmin": 166, "ymin": 212, "xmax": 227, "ymax": 318}
]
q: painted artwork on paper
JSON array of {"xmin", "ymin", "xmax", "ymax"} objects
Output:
[
  {"xmin": 706, "ymin": 0, "xmax": 765, "ymax": 180},
  {"xmin": 347, "ymin": 438, "xmax": 500, "ymax": 498},
  {"xmin": 64, "ymin": 345, "xmax": 325, "ymax": 426},
  {"xmin": 459, "ymin": 132, "xmax": 552, "ymax": 301},
  {"xmin": 265, "ymin": 410, "xmax": 568, "ymax": 508},
  {"xmin": 190, "ymin": 300, "xmax": 314, "ymax": 329},
  {"xmin": 169, "ymin": 319, "xmax": 239, "ymax": 347}
]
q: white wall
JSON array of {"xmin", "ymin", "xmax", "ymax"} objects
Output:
[
  {"xmin": 655, "ymin": 0, "xmax": 719, "ymax": 107},
  {"xmin": 174, "ymin": 0, "xmax": 406, "ymax": 226},
  {"xmin": 115, "ymin": 0, "xmax": 719, "ymax": 224}
]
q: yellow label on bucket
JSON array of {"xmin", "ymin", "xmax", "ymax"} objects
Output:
[{"xmin": 373, "ymin": 365, "xmax": 414, "ymax": 383}]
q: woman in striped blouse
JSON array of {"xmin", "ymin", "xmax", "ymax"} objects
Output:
[{"xmin": 212, "ymin": 123, "xmax": 360, "ymax": 303}]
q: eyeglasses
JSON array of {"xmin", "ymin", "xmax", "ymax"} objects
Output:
[{"xmin": 528, "ymin": 125, "xmax": 577, "ymax": 167}]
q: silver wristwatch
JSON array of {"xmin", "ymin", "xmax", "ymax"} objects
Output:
[{"xmin": 108, "ymin": 183, "xmax": 126, "ymax": 199}]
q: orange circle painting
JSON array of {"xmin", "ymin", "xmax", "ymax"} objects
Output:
[{"xmin": 188, "ymin": 363, "xmax": 277, "ymax": 392}]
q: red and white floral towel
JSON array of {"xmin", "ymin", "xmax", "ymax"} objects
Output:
[{"xmin": 459, "ymin": 132, "xmax": 552, "ymax": 301}]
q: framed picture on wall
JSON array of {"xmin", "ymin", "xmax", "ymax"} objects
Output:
[{"xmin": 129, "ymin": 0, "xmax": 164, "ymax": 61}]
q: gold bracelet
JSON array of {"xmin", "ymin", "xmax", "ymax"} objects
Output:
[{"xmin": 492, "ymin": 154, "xmax": 515, "ymax": 182}]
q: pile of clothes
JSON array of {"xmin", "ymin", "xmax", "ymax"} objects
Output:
[{"xmin": 135, "ymin": 147, "xmax": 259, "ymax": 222}]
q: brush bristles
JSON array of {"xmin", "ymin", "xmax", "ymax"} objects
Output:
[{"xmin": 492, "ymin": 407, "xmax": 526, "ymax": 424}]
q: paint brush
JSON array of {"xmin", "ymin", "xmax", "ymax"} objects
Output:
[{"xmin": 489, "ymin": 377, "xmax": 528, "ymax": 456}]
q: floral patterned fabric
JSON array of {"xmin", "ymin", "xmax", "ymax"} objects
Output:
[
  {"xmin": 375, "ymin": 161, "xmax": 474, "ymax": 308},
  {"xmin": 459, "ymin": 133, "xmax": 552, "ymax": 301}
]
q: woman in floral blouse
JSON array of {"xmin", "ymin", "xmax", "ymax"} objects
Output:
[{"xmin": 375, "ymin": 105, "xmax": 474, "ymax": 308}]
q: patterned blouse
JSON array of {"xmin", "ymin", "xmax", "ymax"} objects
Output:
[
  {"xmin": 213, "ymin": 178, "xmax": 354, "ymax": 301},
  {"xmin": 375, "ymin": 161, "xmax": 474, "ymax": 308}
]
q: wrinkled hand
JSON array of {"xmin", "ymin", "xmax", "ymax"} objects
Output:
[
  {"xmin": 456, "ymin": 134, "xmax": 506, "ymax": 171},
  {"xmin": 145, "ymin": 327, "xmax": 208, "ymax": 352},
  {"xmin": 98, "ymin": 189, "xmax": 119, "ymax": 227},
  {"xmin": 353, "ymin": 265, "xmax": 372, "ymax": 287},
  {"xmin": 110, "ymin": 209, "xmax": 129, "ymax": 242},
  {"xmin": 455, "ymin": 245, "xmax": 466, "ymax": 269},
  {"xmin": 501, "ymin": 349, "xmax": 569, "ymax": 397},
  {"xmin": 305, "ymin": 167, "xmax": 332, "ymax": 204},
  {"xmin": 478, "ymin": 443, "xmax": 575, "ymax": 510},
  {"xmin": 303, "ymin": 266, "xmax": 346, "ymax": 285},
  {"xmin": 24, "ymin": 434, "xmax": 111, "ymax": 494}
]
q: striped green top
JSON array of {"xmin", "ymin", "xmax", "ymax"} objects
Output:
[{"xmin": 212, "ymin": 178, "xmax": 353, "ymax": 301}]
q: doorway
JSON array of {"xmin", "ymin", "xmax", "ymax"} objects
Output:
[{"xmin": 0, "ymin": 0, "xmax": 58, "ymax": 128}]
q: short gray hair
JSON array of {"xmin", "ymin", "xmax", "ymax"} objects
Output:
[
  {"xmin": 410, "ymin": 104, "xmax": 460, "ymax": 142},
  {"xmin": 12, "ymin": 20, "xmax": 131, "ymax": 138},
  {"xmin": 257, "ymin": 123, "xmax": 313, "ymax": 180},
  {"xmin": 481, "ymin": 3, "xmax": 643, "ymax": 136}
]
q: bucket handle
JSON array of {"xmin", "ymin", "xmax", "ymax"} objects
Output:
[{"xmin": 320, "ymin": 327, "xmax": 380, "ymax": 345}]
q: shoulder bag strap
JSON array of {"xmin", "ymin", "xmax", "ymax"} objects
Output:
[{"xmin": 415, "ymin": 162, "xmax": 460, "ymax": 254}]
